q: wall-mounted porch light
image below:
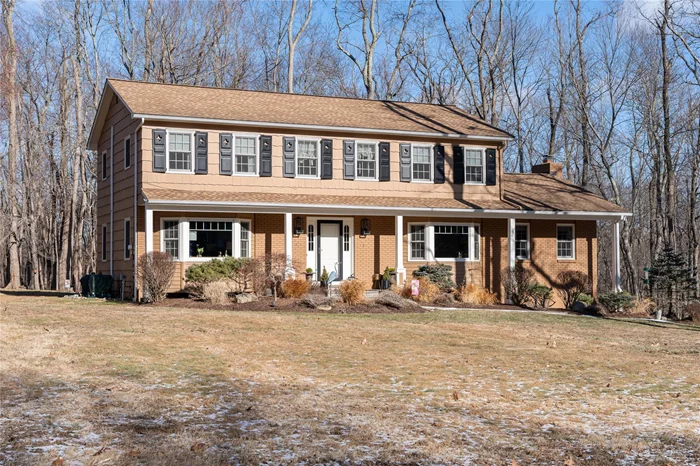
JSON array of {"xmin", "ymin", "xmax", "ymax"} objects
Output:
[
  {"xmin": 294, "ymin": 216, "xmax": 304, "ymax": 235},
  {"xmin": 360, "ymin": 218, "xmax": 371, "ymax": 236}
]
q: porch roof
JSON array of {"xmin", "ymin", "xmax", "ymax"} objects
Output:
[{"xmin": 142, "ymin": 174, "xmax": 629, "ymax": 219}]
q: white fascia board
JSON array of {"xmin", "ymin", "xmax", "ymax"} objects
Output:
[
  {"xmin": 144, "ymin": 199, "xmax": 631, "ymax": 220},
  {"xmin": 132, "ymin": 113, "xmax": 515, "ymax": 142}
]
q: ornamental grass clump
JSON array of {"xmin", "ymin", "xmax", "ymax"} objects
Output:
[
  {"xmin": 339, "ymin": 280, "xmax": 369, "ymax": 305},
  {"xmin": 281, "ymin": 278, "xmax": 312, "ymax": 298},
  {"xmin": 454, "ymin": 283, "xmax": 497, "ymax": 305},
  {"xmin": 402, "ymin": 277, "xmax": 440, "ymax": 303}
]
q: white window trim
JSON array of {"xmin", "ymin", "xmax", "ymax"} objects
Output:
[
  {"xmin": 165, "ymin": 129, "xmax": 195, "ymax": 174},
  {"xmin": 411, "ymin": 143, "xmax": 434, "ymax": 183},
  {"xmin": 556, "ymin": 223, "xmax": 576, "ymax": 260},
  {"xmin": 161, "ymin": 217, "xmax": 252, "ymax": 262},
  {"xmin": 101, "ymin": 224, "xmax": 107, "ymax": 262},
  {"xmin": 515, "ymin": 223, "xmax": 530, "ymax": 261},
  {"xmin": 462, "ymin": 145, "xmax": 486, "ymax": 186},
  {"xmin": 232, "ymin": 132, "xmax": 260, "ymax": 176},
  {"xmin": 101, "ymin": 151, "xmax": 107, "ymax": 180},
  {"xmin": 295, "ymin": 137, "xmax": 321, "ymax": 179},
  {"xmin": 407, "ymin": 222, "xmax": 481, "ymax": 262},
  {"xmin": 123, "ymin": 217, "xmax": 132, "ymax": 260},
  {"xmin": 355, "ymin": 140, "xmax": 380, "ymax": 181},
  {"xmin": 124, "ymin": 136, "xmax": 131, "ymax": 170},
  {"xmin": 408, "ymin": 222, "xmax": 427, "ymax": 261}
]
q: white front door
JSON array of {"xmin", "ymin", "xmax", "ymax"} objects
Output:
[{"xmin": 319, "ymin": 223, "xmax": 341, "ymax": 280}]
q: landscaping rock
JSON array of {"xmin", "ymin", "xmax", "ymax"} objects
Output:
[
  {"xmin": 375, "ymin": 291, "xmax": 419, "ymax": 310},
  {"xmin": 235, "ymin": 293, "xmax": 257, "ymax": 304},
  {"xmin": 317, "ymin": 305, "xmax": 332, "ymax": 312}
]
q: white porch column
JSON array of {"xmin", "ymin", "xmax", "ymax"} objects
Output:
[
  {"xmin": 395, "ymin": 215, "xmax": 405, "ymax": 285},
  {"xmin": 507, "ymin": 217, "xmax": 516, "ymax": 270},
  {"xmin": 145, "ymin": 207, "xmax": 153, "ymax": 253},
  {"xmin": 612, "ymin": 218, "xmax": 622, "ymax": 292},
  {"xmin": 284, "ymin": 213, "xmax": 294, "ymax": 277}
]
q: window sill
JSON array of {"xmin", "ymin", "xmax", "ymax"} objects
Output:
[
  {"xmin": 356, "ymin": 178, "xmax": 378, "ymax": 182},
  {"xmin": 434, "ymin": 258, "xmax": 480, "ymax": 263},
  {"xmin": 557, "ymin": 258, "xmax": 576, "ymax": 262},
  {"xmin": 232, "ymin": 172, "xmax": 258, "ymax": 177},
  {"xmin": 166, "ymin": 170, "xmax": 194, "ymax": 175},
  {"xmin": 411, "ymin": 180, "xmax": 433, "ymax": 184},
  {"xmin": 296, "ymin": 175, "xmax": 320, "ymax": 180},
  {"xmin": 516, "ymin": 258, "xmax": 531, "ymax": 262},
  {"xmin": 463, "ymin": 182, "xmax": 486, "ymax": 186}
]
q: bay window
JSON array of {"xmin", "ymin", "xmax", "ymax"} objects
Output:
[
  {"xmin": 161, "ymin": 219, "xmax": 251, "ymax": 261},
  {"xmin": 356, "ymin": 142, "xmax": 377, "ymax": 179},
  {"xmin": 408, "ymin": 223, "xmax": 480, "ymax": 262},
  {"xmin": 189, "ymin": 221, "xmax": 233, "ymax": 258}
]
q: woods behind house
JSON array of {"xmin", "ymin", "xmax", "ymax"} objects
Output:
[{"xmin": 0, "ymin": 0, "xmax": 698, "ymax": 305}]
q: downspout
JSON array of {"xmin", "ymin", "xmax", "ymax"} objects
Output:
[{"xmin": 133, "ymin": 118, "xmax": 145, "ymax": 301}]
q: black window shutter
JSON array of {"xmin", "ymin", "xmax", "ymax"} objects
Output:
[
  {"xmin": 152, "ymin": 129, "xmax": 166, "ymax": 172},
  {"xmin": 453, "ymin": 146, "xmax": 465, "ymax": 184},
  {"xmin": 194, "ymin": 132, "xmax": 208, "ymax": 174},
  {"xmin": 343, "ymin": 140, "xmax": 355, "ymax": 180},
  {"xmin": 486, "ymin": 148, "xmax": 497, "ymax": 185},
  {"xmin": 283, "ymin": 136, "xmax": 295, "ymax": 177},
  {"xmin": 399, "ymin": 143, "xmax": 411, "ymax": 182},
  {"xmin": 321, "ymin": 139, "xmax": 333, "ymax": 179},
  {"xmin": 259, "ymin": 135, "xmax": 272, "ymax": 177},
  {"xmin": 125, "ymin": 139, "xmax": 131, "ymax": 168},
  {"xmin": 219, "ymin": 133, "xmax": 232, "ymax": 175},
  {"xmin": 434, "ymin": 144, "xmax": 445, "ymax": 184},
  {"xmin": 379, "ymin": 141, "xmax": 390, "ymax": 181}
]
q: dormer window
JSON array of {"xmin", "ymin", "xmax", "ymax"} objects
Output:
[
  {"xmin": 356, "ymin": 142, "xmax": 377, "ymax": 180},
  {"xmin": 168, "ymin": 132, "xmax": 193, "ymax": 172}
]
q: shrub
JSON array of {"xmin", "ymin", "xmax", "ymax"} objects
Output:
[
  {"xmin": 264, "ymin": 253, "xmax": 295, "ymax": 303},
  {"xmin": 402, "ymin": 277, "xmax": 440, "ymax": 303},
  {"xmin": 138, "ymin": 252, "xmax": 175, "ymax": 303},
  {"xmin": 281, "ymin": 278, "xmax": 311, "ymax": 298},
  {"xmin": 598, "ymin": 291, "xmax": 635, "ymax": 313},
  {"xmin": 500, "ymin": 266, "xmax": 535, "ymax": 306},
  {"xmin": 237, "ymin": 258, "xmax": 266, "ymax": 294},
  {"xmin": 202, "ymin": 280, "xmax": 236, "ymax": 305},
  {"xmin": 339, "ymin": 280, "xmax": 369, "ymax": 305},
  {"xmin": 577, "ymin": 293, "xmax": 595, "ymax": 306},
  {"xmin": 556, "ymin": 271, "xmax": 591, "ymax": 310},
  {"xmin": 629, "ymin": 297, "xmax": 656, "ymax": 317},
  {"xmin": 185, "ymin": 257, "xmax": 248, "ymax": 297},
  {"xmin": 454, "ymin": 283, "xmax": 498, "ymax": 305},
  {"xmin": 685, "ymin": 302, "xmax": 700, "ymax": 322},
  {"xmin": 412, "ymin": 264, "xmax": 455, "ymax": 290},
  {"xmin": 529, "ymin": 283, "xmax": 554, "ymax": 309}
]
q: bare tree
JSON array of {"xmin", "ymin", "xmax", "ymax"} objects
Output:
[
  {"xmin": 287, "ymin": 0, "xmax": 313, "ymax": 93},
  {"xmin": 335, "ymin": 0, "xmax": 380, "ymax": 99}
]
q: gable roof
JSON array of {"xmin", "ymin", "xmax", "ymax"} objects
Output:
[
  {"xmin": 88, "ymin": 79, "xmax": 513, "ymax": 149},
  {"xmin": 142, "ymin": 174, "xmax": 629, "ymax": 217}
]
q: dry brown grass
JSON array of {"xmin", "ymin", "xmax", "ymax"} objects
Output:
[
  {"xmin": 1, "ymin": 292, "xmax": 699, "ymax": 465},
  {"xmin": 280, "ymin": 277, "xmax": 311, "ymax": 298},
  {"xmin": 338, "ymin": 279, "xmax": 368, "ymax": 305},
  {"xmin": 454, "ymin": 283, "xmax": 498, "ymax": 305},
  {"xmin": 202, "ymin": 280, "xmax": 236, "ymax": 304},
  {"xmin": 401, "ymin": 277, "xmax": 440, "ymax": 302}
]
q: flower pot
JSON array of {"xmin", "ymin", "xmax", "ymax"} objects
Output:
[
  {"xmin": 305, "ymin": 272, "xmax": 314, "ymax": 283},
  {"xmin": 380, "ymin": 279, "xmax": 391, "ymax": 290}
]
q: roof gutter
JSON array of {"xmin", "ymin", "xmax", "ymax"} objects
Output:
[
  {"xmin": 143, "ymin": 198, "xmax": 631, "ymax": 220},
  {"xmin": 131, "ymin": 113, "xmax": 515, "ymax": 142}
]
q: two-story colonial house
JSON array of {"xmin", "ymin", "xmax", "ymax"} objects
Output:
[{"xmin": 88, "ymin": 79, "xmax": 630, "ymax": 307}]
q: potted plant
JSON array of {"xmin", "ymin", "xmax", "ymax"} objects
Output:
[
  {"xmin": 196, "ymin": 245, "xmax": 204, "ymax": 257},
  {"xmin": 380, "ymin": 267, "xmax": 392, "ymax": 290},
  {"xmin": 320, "ymin": 266, "xmax": 329, "ymax": 288},
  {"xmin": 305, "ymin": 267, "xmax": 314, "ymax": 282}
]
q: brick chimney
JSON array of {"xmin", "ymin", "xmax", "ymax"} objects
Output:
[{"xmin": 531, "ymin": 159, "xmax": 563, "ymax": 178}]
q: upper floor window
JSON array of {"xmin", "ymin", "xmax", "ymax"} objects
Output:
[
  {"xmin": 357, "ymin": 142, "xmax": 377, "ymax": 180},
  {"xmin": 235, "ymin": 136, "xmax": 256, "ymax": 174},
  {"xmin": 557, "ymin": 224, "xmax": 575, "ymax": 259},
  {"xmin": 297, "ymin": 139, "xmax": 319, "ymax": 177},
  {"xmin": 465, "ymin": 148, "xmax": 484, "ymax": 184},
  {"xmin": 515, "ymin": 224, "xmax": 530, "ymax": 260},
  {"xmin": 124, "ymin": 136, "xmax": 131, "ymax": 170},
  {"xmin": 412, "ymin": 145, "xmax": 432, "ymax": 181},
  {"xmin": 168, "ymin": 132, "xmax": 192, "ymax": 172}
]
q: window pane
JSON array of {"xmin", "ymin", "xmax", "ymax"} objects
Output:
[
  {"xmin": 297, "ymin": 140, "xmax": 318, "ymax": 176},
  {"xmin": 435, "ymin": 225, "xmax": 470, "ymax": 259},
  {"xmin": 308, "ymin": 225, "xmax": 314, "ymax": 251},
  {"xmin": 189, "ymin": 221, "xmax": 232, "ymax": 258},
  {"xmin": 557, "ymin": 226, "xmax": 574, "ymax": 258},
  {"xmin": 343, "ymin": 225, "xmax": 350, "ymax": 252},
  {"xmin": 465, "ymin": 149, "xmax": 483, "ymax": 183},
  {"xmin": 515, "ymin": 225, "xmax": 529, "ymax": 259},
  {"xmin": 412, "ymin": 146, "xmax": 431, "ymax": 181},
  {"xmin": 235, "ymin": 136, "xmax": 256, "ymax": 173},
  {"xmin": 168, "ymin": 133, "xmax": 191, "ymax": 171},
  {"xmin": 410, "ymin": 225, "xmax": 425, "ymax": 259},
  {"xmin": 240, "ymin": 221, "xmax": 250, "ymax": 258},
  {"xmin": 163, "ymin": 221, "xmax": 179, "ymax": 259},
  {"xmin": 357, "ymin": 143, "xmax": 376, "ymax": 179}
]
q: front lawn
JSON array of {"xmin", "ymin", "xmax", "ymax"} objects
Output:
[{"xmin": 1, "ymin": 294, "xmax": 698, "ymax": 465}]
